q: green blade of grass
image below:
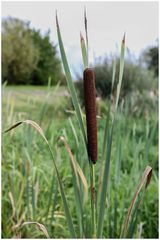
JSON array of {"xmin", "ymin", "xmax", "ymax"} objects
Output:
[
  {"xmin": 97, "ymin": 119, "xmax": 114, "ymax": 238},
  {"xmin": 98, "ymin": 56, "xmax": 117, "ymax": 204},
  {"xmin": 144, "ymin": 120, "xmax": 158, "ymax": 167},
  {"xmin": 101, "ymin": 99, "xmax": 111, "ymax": 161},
  {"xmin": 70, "ymin": 165, "xmax": 84, "ymax": 237},
  {"xmin": 31, "ymin": 177, "xmax": 36, "ymax": 220},
  {"xmin": 120, "ymin": 165, "xmax": 152, "ymax": 238},
  {"xmin": 111, "ymin": 57, "xmax": 117, "ymax": 91},
  {"xmin": 102, "ymin": 55, "xmax": 117, "ymax": 162},
  {"xmin": 80, "ymin": 32, "xmax": 88, "ymax": 68},
  {"xmin": 59, "ymin": 136, "xmax": 88, "ymax": 237},
  {"xmin": 4, "ymin": 120, "xmax": 76, "ymax": 238},
  {"xmin": 60, "ymin": 136, "xmax": 88, "ymax": 201},
  {"xmin": 127, "ymin": 195, "xmax": 141, "ymax": 238},
  {"xmin": 97, "ymin": 35, "xmax": 125, "ymax": 238},
  {"xmin": 56, "ymin": 13, "xmax": 87, "ymax": 148},
  {"xmin": 115, "ymin": 34, "xmax": 125, "ymax": 110},
  {"xmin": 45, "ymin": 174, "xmax": 55, "ymax": 221},
  {"xmin": 68, "ymin": 117, "xmax": 79, "ymax": 149},
  {"xmin": 49, "ymin": 183, "xmax": 58, "ymax": 234}
]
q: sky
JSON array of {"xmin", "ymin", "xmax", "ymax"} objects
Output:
[{"xmin": 2, "ymin": 1, "xmax": 159, "ymax": 77}]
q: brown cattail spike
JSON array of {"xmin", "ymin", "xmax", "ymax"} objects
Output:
[{"xmin": 83, "ymin": 68, "xmax": 97, "ymax": 164}]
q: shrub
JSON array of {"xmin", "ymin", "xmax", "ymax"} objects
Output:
[
  {"xmin": 76, "ymin": 56, "xmax": 157, "ymax": 105},
  {"xmin": 2, "ymin": 17, "xmax": 64, "ymax": 85}
]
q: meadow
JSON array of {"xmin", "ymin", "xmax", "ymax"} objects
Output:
[{"xmin": 2, "ymin": 83, "xmax": 158, "ymax": 238}]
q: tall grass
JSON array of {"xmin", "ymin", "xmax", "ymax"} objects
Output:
[{"xmin": 2, "ymin": 11, "xmax": 157, "ymax": 239}]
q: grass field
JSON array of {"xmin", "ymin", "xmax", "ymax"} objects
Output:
[{"xmin": 2, "ymin": 85, "xmax": 158, "ymax": 238}]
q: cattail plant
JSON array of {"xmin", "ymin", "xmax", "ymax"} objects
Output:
[
  {"xmin": 81, "ymin": 9, "xmax": 98, "ymax": 237},
  {"xmin": 83, "ymin": 67, "xmax": 97, "ymax": 236},
  {"xmin": 4, "ymin": 10, "xmax": 154, "ymax": 239}
]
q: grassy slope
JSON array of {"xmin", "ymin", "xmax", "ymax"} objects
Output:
[{"xmin": 2, "ymin": 86, "xmax": 158, "ymax": 238}]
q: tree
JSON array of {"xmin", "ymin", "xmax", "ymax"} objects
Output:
[
  {"xmin": 30, "ymin": 29, "xmax": 62, "ymax": 85},
  {"xmin": 2, "ymin": 17, "xmax": 63, "ymax": 85},
  {"xmin": 2, "ymin": 17, "xmax": 39, "ymax": 84},
  {"xmin": 76, "ymin": 56, "xmax": 155, "ymax": 103},
  {"xmin": 143, "ymin": 44, "xmax": 158, "ymax": 77}
]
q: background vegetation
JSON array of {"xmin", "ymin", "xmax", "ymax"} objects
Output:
[
  {"xmin": 2, "ymin": 17, "xmax": 64, "ymax": 85},
  {"xmin": 2, "ymin": 84, "xmax": 158, "ymax": 238},
  {"xmin": 76, "ymin": 47, "xmax": 158, "ymax": 104}
]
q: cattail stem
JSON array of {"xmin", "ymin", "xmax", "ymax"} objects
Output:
[{"xmin": 91, "ymin": 163, "xmax": 96, "ymax": 237}]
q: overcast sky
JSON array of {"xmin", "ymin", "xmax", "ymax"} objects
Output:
[{"xmin": 2, "ymin": 1, "xmax": 159, "ymax": 76}]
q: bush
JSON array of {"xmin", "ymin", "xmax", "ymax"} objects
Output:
[
  {"xmin": 30, "ymin": 29, "xmax": 63, "ymax": 85},
  {"xmin": 76, "ymin": 56, "xmax": 157, "ymax": 105},
  {"xmin": 2, "ymin": 17, "xmax": 64, "ymax": 85},
  {"xmin": 2, "ymin": 18, "xmax": 38, "ymax": 84}
]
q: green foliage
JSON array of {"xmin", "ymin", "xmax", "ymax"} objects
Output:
[
  {"xmin": 2, "ymin": 17, "xmax": 39, "ymax": 84},
  {"xmin": 2, "ymin": 17, "xmax": 63, "ymax": 85},
  {"xmin": 30, "ymin": 29, "xmax": 63, "ymax": 85},
  {"xmin": 2, "ymin": 86, "xmax": 158, "ymax": 238},
  {"xmin": 121, "ymin": 61, "xmax": 155, "ymax": 94},
  {"xmin": 143, "ymin": 44, "xmax": 159, "ymax": 77},
  {"xmin": 76, "ymin": 56, "xmax": 156, "ymax": 104}
]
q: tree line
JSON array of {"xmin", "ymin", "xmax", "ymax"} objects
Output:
[
  {"xmin": 2, "ymin": 17, "xmax": 64, "ymax": 85},
  {"xmin": 2, "ymin": 17, "xmax": 158, "ymax": 94}
]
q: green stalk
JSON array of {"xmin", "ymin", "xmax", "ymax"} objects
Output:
[{"xmin": 91, "ymin": 163, "xmax": 96, "ymax": 237}]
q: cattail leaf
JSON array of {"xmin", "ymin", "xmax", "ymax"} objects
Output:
[
  {"xmin": 111, "ymin": 57, "xmax": 117, "ymax": 91},
  {"xmin": 101, "ymin": 55, "xmax": 117, "ymax": 164},
  {"xmin": 59, "ymin": 136, "xmax": 88, "ymax": 201},
  {"xmin": 80, "ymin": 32, "xmax": 88, "ymax": 68},
  {"xmin": 56, "ymin": 13, "xmax": 87, "ymax": 148},
  {"xmin": 101, "ymin": 104, "xmax": 111, "ymax": 159},
  {"xmin": 68, "ymin": 117, "xmax": 79, "ymax": 148},
  {"xmin": 59, "ymin": 136, "xmax": 88, "ymax": 237},
  {"xmin": 126, "ymin": 195, "xmax": 141, "ymax": 238},
  {"xmin": 4, "ymin": 120, "xmax": 76, "ymax": 238},
  {"xmin": 115, "ymin": 34, "xmax": 125, "ymax": 110},
  {"xmin": 84, "ymin": 7, "xmax": 88, "ymax": 51},
  {"xmin": 121, "ymin": 165, "xmax": 152, "ymax": 238},
  {"xmin": 97, "ymin": 107, "xmax": 111, "ymax": 206},
  {"xmin": 97, "ymin": 120, "xmax": 114, "ymax": 238},
  {"xmin": 99, "ymin": 60, "xmax": 116, "ymax": 197},
  {"xmin": 97, "ymin": 36, "xmax": 125, "ymax": 237},
  {"xmin": 75, "ymin": 162, "xmax": 88, "ymax": 201}
]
